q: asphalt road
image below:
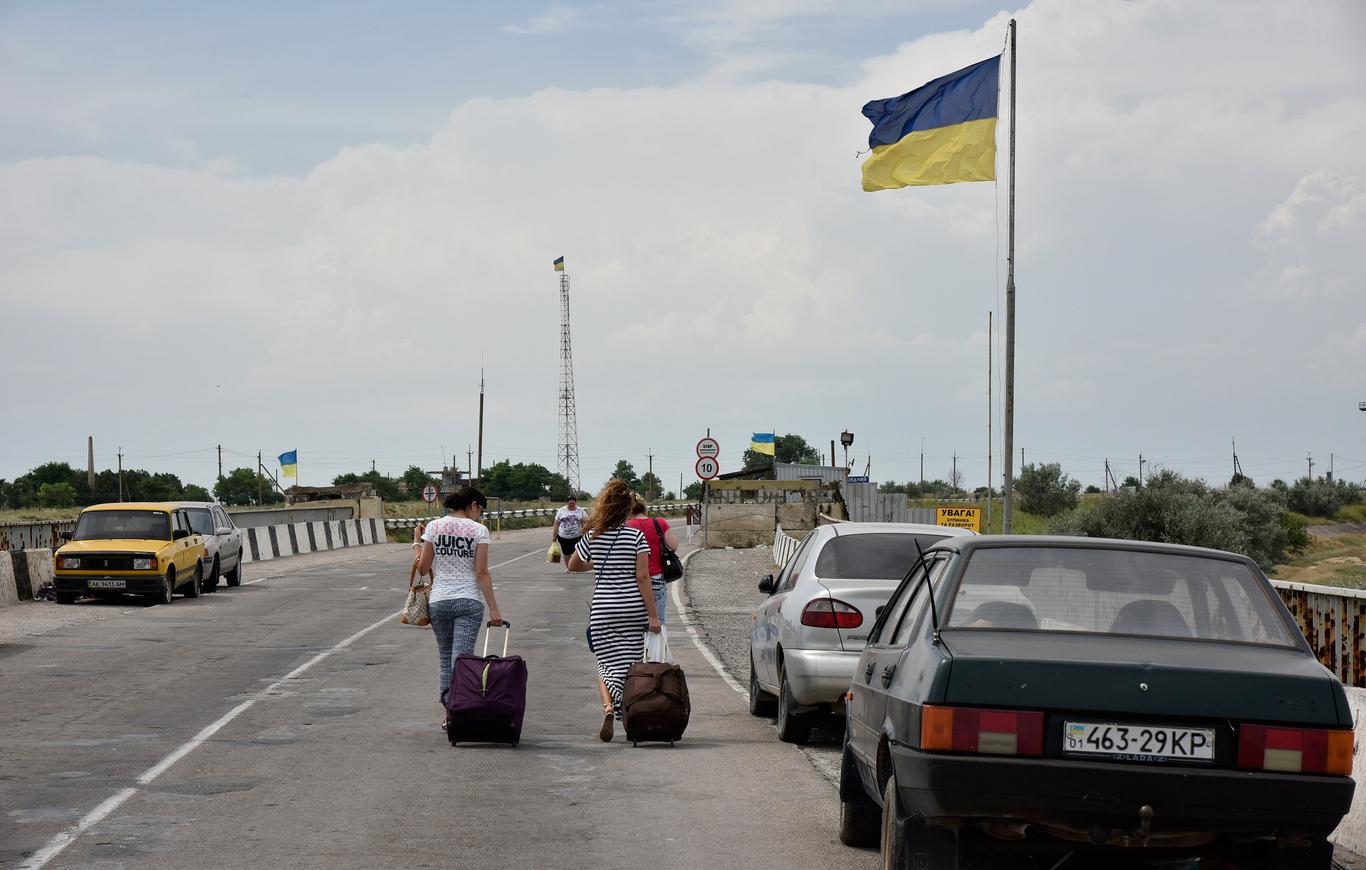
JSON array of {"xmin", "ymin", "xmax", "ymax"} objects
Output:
[{"xmin": 0, "ymin": 527, "xmax": 877, "ymax": 870}]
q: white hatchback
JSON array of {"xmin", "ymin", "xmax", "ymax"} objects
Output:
[{"xmin": 749, "ymin": 522, "xmax": 976, "ymax": 743}]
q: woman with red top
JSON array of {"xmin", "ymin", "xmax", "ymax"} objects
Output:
[{"xmin": 625, "ymin": 495, "xmax": 680, "ymax": 621}]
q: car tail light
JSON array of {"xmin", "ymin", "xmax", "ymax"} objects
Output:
[
  {"xmin": 1238, "ymin": 724, "xmax": 1353, "ymax": 775},
  {"xmin": 800, "ymin": 598, "xmax": 862, "ymax": 629},
  {"xmin": 920, "ymin": 705, "xmax": 1044, "ymax": 756}
]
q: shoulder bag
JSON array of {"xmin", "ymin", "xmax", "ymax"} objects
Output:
[
  {"xmin": 400, "ymin": 562, "xmax": 431, "ymax": 626},
  {"xmin": 652, "ymin": 517, "xmax": 684, "ymax": 583}
]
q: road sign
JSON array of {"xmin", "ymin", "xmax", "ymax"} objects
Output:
[
  {"xmin": 695, "ymin": 456, "xmax": 720, "ymax": 480},
  {"xmin": 422, "ymin": 483, "xmax": 439, "ymax": 504},
  {"xmin": 936, "ymin": 506, "xmax": 982, "ymax": 533},
  {"xmin": 696, "ymin": 437, "xmax": 720, "ymax": 459},
  {"xmin": 848, "ymin": 475, "xmax": 869, "ymax": 483}
]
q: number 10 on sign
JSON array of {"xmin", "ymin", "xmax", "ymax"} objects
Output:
[{"xmin": 695, "ymin": 457, "xmax": 719, "ymax": 480}]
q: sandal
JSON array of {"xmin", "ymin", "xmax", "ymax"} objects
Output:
[{"xmin": 598, "ymin": 703, "xmax": 614, "ymax": 743}]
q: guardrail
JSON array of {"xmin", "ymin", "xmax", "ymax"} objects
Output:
[
  {"xmin": 773, "ymin": 525, "xmax": 801, "ymax": 568},
  {"xmin": 387, "ymin": 502, "xmax": 693, "ymax": 529},
  {"xmin": 0, "ymin": 520, "xmax": 76, "ymax": 551}
]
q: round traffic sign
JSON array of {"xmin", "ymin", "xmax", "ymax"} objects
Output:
[
  {"xmin": 696, "ymin": 437, "xmax": 720, "ymax": 459},
  {"xmin": 422, "ymin": 483, "xmax": 439, "ymax": 504},
  {"xmin": 695, "ymin": 456, "xmax": 720, "ymax": 480}
]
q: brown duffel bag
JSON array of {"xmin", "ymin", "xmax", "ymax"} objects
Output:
[{"xmin": 621, "ymin": 662, "xmax": 690, "ymax": 746}]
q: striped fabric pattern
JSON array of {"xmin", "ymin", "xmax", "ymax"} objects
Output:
[{"xmin": 577, "ymin": 526, "xmax": 650, "ymax": 711}]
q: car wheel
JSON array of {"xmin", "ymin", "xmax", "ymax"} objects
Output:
[
  {"xmin": 147, "ymin": 569, "xmax": 174, "ymax": 606},
  {"xmin": 749, "ymin": 653, "xmax": 776, "ymax": 717},
  {"xmin": 226, "ymin": 551, "xmax": 242, "ymax": 587},
  {"xmin": 56, "ymin": 591, "xmax": 79, "ymax": 605},
  {"xmin": 839, "ymin": 741, "xmax": 879, "ymax": 848},
  {"xmin": 184, "ymin": 563, "xmax": 202, "ymax": 599},
  {"xmin": 204, "ymin": 557, "xmax": 219, "ymax": 593},
  {"xmin": 776, "ymin": 664, "xmax": 810, "ymax": 745},
  {"xmin": 880, "ymin": 774, "xmax": 907, "ymax": 870}
]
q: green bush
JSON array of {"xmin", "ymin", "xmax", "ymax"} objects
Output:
[
  {"xmin": 1286, "ymin": 476, "xmax": 1362, "ymax": 519},
  {"xmin": 1015, "ymin": 462, "xmax": 1081, "ymax": 517}
]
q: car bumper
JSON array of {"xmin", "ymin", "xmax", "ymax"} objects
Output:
[
  {"xmin": 54, "ymin": 573, "xmax": 164, "ymax": 595},
  {"xmin": 782, "ymin": 648, "xmax": 858, "ymax": 706},
  {"xmin": 890, "ymin": 743, "xmax": 1354, "ymax": 837}
]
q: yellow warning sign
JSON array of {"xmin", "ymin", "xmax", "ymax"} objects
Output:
[{"xmin": 936, "ymin": 506, "xmax": 982, "ymax": 533}]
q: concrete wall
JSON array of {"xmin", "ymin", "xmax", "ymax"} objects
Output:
[
  {"xmin": 705, "ymin": 504, "xmax": 778, "ymax": 548},
  {"xmin": 240, "ymin": 517, "xmax": 388, "ymax": 563},
  {"xmin": 0, "ymin": 548, "xmax": 54, "ymax": 605},
  {"xmin": 0, "ymin": 554, "xmax": 17, "ymax": 605}
]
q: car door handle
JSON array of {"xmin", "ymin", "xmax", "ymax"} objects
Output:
[
  {"xmin": 880, "ymin": 665, "xmax": 896, "ymax": 688},
  {"xmin": 863, "ymin": 662, "xmax": 876, "ymax": 683}
]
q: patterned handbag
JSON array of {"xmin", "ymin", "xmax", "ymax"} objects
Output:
[{"xmin": 400, "ymin": 563, "xmax": 431, "ymax": 626}]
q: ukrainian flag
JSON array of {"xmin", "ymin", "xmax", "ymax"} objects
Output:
[
  {"xmin": 278, "ymin": 450, "xmax": 298, "ymax": 479},
  {"xmin": 553, "ymin": 256, "xmax": 565, "ymax": 272},
  {"xmin": 861, "ymin": 55, "xmax": 1000, "ymax": 191},
  {"xmin": 750, "ymin": 433, "xmax": 776, "ymax": 456}
]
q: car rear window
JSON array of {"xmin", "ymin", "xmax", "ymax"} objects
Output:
[
  {"xmin": 186, "ymin": 508, "xmax": 216, "ymax": 536},
  {"xmin": 73, "ymin": 510, "xmax": 171, "ymax": 542},
  {"xmin": 945, "ymin": 546, "xmax": 1296, "ymax": 646},
  {"xmin": 813, "ymin": 533, "xmax": 947, "ymax": 580}
]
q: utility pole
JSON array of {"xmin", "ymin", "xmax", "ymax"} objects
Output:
[
  {"xmin": 920, "ymin": 437, "xmax": 925, "ymax": 491},
  {"xmin": 1307, "ymin": 453, "xmax": 1314, "ymax": 480},
  {"xmin": 258, "ymin": 451, "xmax": 264, "ymax": 506},
  {"xmin": 217, "ymin": 444, "xmax": 223, "ymax": 480},
  {"xmin": 831, "ymin": 440, "xmax": 837, "ymax": 470},
  {"xmin": 1139, "ymin": 454, "xmax": 1146, "ymax": 487},
  {"xmin": 647, "ymin": 450, "xmax": 655, "ymax": 500},
  {"xmin": 1001, "ymin": 17, "xmax": 1018, "ymax": 534},
  {"xmin": 467, "ymin": 446, "xmax": 473, "ymax": 486},
  {"xmin": 117, "ymin": 446, "xmax": 124, "ymax": 502},
  {"xmin": 476, "ymin": 369, "xmax": 485, "ymax": 488},
  {"xmin": 371, "ymin": 459, "xmax": 376, "ymax": 473},
  {"xmin": 987, "ymin": 309, "xmax": 993, "ymax": 531},
  {"xmin": 1329, "ymin": 453, "xmax": 1334, "ymax": 482},
  {"xmin": 87, "ymin": 436, "xmax": 95, "ymax": 491},
  {"xmin": 952, "ymin": 451, "xmax": 958, "ymax": 493}
]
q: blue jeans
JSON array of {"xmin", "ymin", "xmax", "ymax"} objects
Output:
[
  {"xmin": 651, "ymin": 575, "xmax": 667, "ymax": 622},
  {"xmin": 430, "ymin": 597, "xmax": 484, "ymax": 705}
]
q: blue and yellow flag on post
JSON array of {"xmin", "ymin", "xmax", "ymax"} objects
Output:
[
  {"xmin": 861, "ymin": 55, "xmax": 1000, "ymax": 191},
  {"xmin": 553, "ymin": 256, "xmax": 565, "ymax": 272},
  {"xmin": 750, "ymin": 433, "xmax": 776, "ymax": 456},
  {"xmin": 278, "ymin": 450, "xmax": 298, "ymax": 479}
]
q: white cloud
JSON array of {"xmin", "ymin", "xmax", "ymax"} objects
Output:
[{"xmin": 502, "ymin": 5, "xmax": 579, "ymax": 35}]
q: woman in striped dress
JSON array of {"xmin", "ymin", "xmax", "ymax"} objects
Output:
[{"xmin": 568, "ymin": 479, "xmax": 661, "ymax": 741}]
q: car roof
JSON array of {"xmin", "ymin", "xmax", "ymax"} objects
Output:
[
  {"xmin": 821, "ymin": 522, "xmax": 977, "ymax": 538},
  {"xmin": 173, "ymin": 502, "xmax": 218, "ymax": 509},
  {"xmin": 923, "ymin": 534, "xmax": 1256, "ymax": 565},
  {"xmin": 82, "ymin": 502, "xmax": 175, "ymax": 513}
]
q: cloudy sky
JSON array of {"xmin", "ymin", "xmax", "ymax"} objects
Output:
[{"xmin": 2, "ymin": 0, "xmax": 1364, "ymax": 497}]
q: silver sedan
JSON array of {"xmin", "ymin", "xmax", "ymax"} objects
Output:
[{"xmin": 748, "ymin": 522, "xmax": 976, "ymax": 743}]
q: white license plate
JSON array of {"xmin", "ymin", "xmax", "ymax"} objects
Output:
[
  {"xmin": 1064, "ymin": 721, "xmax": 1214, "ymax": 762},
  {"xmin": 87, "ymin": 578, "xmax": 126, "ymax": 589}
]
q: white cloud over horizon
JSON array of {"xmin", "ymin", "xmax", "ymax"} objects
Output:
[{"xmin": 2, "ymin": 0, "xmax": 1365, "ymax": 494}]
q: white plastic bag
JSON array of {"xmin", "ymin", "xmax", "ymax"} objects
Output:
[{"xmin": 643, "ymin": 627, "xmax": 673, "ymax": 663}]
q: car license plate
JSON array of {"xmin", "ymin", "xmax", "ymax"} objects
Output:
[
  {"xmin": 1064, "ymin": 721, "xmax": 1214, "ymax": 762},
  {"xmin": 87, "ymin": 578, "xmax": 126, "ymax": 589}
]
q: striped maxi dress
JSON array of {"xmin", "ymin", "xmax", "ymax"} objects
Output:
[{"xmin": 576, "ymin": 526, "xmax": 651, "ymax": 712}]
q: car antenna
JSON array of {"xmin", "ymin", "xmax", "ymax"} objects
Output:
[{"xmin": 914, "ymin": 539, "xmax": 943, "ymax": 646}]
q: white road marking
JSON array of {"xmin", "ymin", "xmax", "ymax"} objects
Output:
[
  {"xmin": 19, "ymin": 609, "xmax": 399, "ymax": 869},
  {"xmin": 671, "ymin": 550, "xmax": 746, "ymax": 697}
]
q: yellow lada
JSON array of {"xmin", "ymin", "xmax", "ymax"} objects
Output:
[{"xmin": 53, "ymin": 502, "xmax": 209, "ymax": 606}]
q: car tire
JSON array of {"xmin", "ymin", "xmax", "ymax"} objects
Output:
[
  {"xmin": 749, "ymin": 653, "xmax": 776, "ymax": 717},
  {"xmin": 776, "ymin": 664, "xmax": 810, "ymax": 745},
  {"xmin": 838, "ymin": 742, "xmax": 879, "ymax": 848},
  {"xmin": 226, "ymin": 551, "xmax": 242, "ymax": 587},
  {"xmin": 56, "ymin": 591, "xmax": 79, "ymax": 605},
  {"xmin": 204, "ymin": 557, "xmax": 219, "ymax": 593},
  {"xmin": 880, "ymin": 774, "xmax": 907, "ymax": 870},
  {"xmin": 184, "ymin": 564, "xmax": 202, "ymax": 599},
  {"xmin": 147, "ymin": 570, "xmax": 174, "ymax": 606}
]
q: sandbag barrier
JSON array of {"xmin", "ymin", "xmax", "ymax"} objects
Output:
[{"xmin": 240, "ymin": 517, "xmax": 387, "ymax": 564}]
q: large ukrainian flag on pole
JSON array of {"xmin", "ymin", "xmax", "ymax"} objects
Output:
[{"xmin": 861, "ymin": 55, "xmax": 1000, "ymax": 191}]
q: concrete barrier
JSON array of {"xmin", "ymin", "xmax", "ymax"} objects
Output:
[
  {"xmin": 0, "ymin": 554, "xmax": 18, "ymax": 606},
  {"xmin": 272, "ymin": 524, "xmax": 295, "ymax": 558},
  {"xmin": 292, "ymin": 522, "xmax": 314, "ymax": 553},
  {"xmin": 21, "ymin": 549, "xmax": 54, "ymax": 599}
]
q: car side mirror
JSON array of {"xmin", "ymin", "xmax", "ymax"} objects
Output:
[
  {"xmin": 215, "ymin": 527, "xmax": 232, "ymax": 536},
  {"xmin": 173, "ymin": 529, "xmax": 190, "ymax": 540},
  {"xmin": 60, "ymin": 531, "xmax": 73, "ymax": 541},
  {"xmin": 758, "ymin": 574, "xmax": 775, "ymax": 594}
]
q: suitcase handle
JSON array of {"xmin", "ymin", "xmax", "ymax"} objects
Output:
[{"xmin": 482, "ymin": 621, "xmax": 511, "ymax": 657}]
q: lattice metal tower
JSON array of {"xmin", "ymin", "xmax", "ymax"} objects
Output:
[{"xmin": 557, "ymin": 269, "xmax": 581, "ymax": 496}]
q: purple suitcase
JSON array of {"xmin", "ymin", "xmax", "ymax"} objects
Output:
[{"xmin": 445, "ymin": 622, "xmax": 526, "ymax": 746}]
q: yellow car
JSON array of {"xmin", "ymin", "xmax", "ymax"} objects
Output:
[{"xmin": 53, "ymin": 502, "xmax": 209, "ymax": 606}]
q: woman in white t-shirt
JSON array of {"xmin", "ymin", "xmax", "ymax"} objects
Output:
[{"xmin": 417, "ymin": 487, "xmax": 505, "ymax": 725}]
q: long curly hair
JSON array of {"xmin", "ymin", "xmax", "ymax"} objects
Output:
[{"xmin": 583, "ymin": 479, "xmax": 635, "ymax": 539}]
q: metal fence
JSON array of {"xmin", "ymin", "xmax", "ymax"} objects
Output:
[
  {"xmin": 0, "ymin": 520, "xmax": 76, "ymax": 551},
  {"xmin": 841, "ymin": 483, "xmax": 935, "ymax": 524},
  {"xmin": 768, "ymin": 526, "xmax": 1366, "ymax": 688},
  {"xmin": 387, "ymin": 502, "xmax": 692, "ymax": 529}
]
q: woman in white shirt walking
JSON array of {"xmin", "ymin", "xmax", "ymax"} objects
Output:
[{"xmin": 418, "ymin": 487, "xmax": 505, "ymax": 725}]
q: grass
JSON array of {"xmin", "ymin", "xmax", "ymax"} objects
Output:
[
  {"xmin": 0, "ymin": 507, "xmax": 81, "ymax": 523},
  {"xmin": 1269, "ymin": 533, "xmax": 1366, "ymax": 590}
]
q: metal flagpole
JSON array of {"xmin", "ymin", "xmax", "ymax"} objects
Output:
[
  {"xmin": 1001, "ymin": 18, "xmax": 1018, "ymax": 534},
  {"xmin": 987, "ymin": 310, "xmax": 993, "ymax": 532}
]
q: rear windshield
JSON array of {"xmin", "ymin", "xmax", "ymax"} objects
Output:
[
  {"xmin": 73, "ymin": 510, "xmax": 171, "ymax": 542},
  {"xmin": 945, "ymin": 546, "xmax": 1296, "ymax": 646},
  {"xmin": 814, "ymin": 533, "xmax": 947, "ymax": 580},
  {"xmin": 185, "ymin": 508, "xmax": 216, "ymax": 536}
]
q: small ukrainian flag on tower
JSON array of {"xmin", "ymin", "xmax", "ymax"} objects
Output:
[{"xmin": 553, "ymin": 256, "xmax": 565, "ymax": 272}]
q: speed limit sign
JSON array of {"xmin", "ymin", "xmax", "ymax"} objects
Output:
[
  {"xmin": 421, "ymin": 483, "xmax": 439, "ymax": 504},
  {"xmin": 695, "ymin": 456, "xmax": 720, "ymax": 480}
]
